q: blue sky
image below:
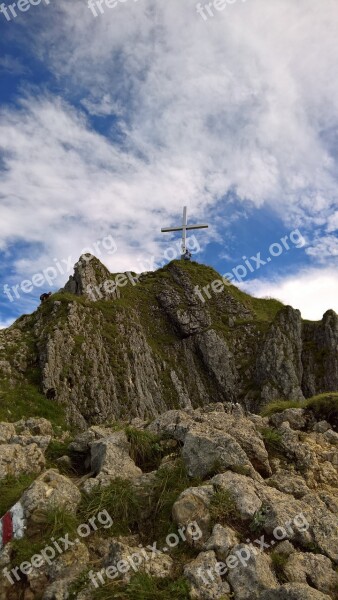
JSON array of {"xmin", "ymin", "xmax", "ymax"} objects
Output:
[{"xmin": 0, "ymin": 0, "xmax": 337, "ymax": 327}]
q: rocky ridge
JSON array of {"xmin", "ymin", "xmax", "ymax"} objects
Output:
[{"xmin": 0, "ymin": 256, "xmax": 337, "ymax": 428}]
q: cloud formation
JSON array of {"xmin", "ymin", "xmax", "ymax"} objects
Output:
[{"xmin": 0, "ymin": 0, "xmax": 337, "ymax": 318}]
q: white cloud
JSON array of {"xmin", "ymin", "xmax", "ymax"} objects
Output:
[
  {"xmin": 0, "ymin": 0, "xmax": 338, "ymax": 297},
  {"xmin": 0, "ymin": 319, "xmax": 15, "ymax": 329},
  {"xmin": 241, "ymin": 268, "xmax": 338, "ymax": 320}
]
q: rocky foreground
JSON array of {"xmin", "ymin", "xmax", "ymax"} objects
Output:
[{"xmin": 0, "ymin": 400, "xmax": 337, "ymax": 599}]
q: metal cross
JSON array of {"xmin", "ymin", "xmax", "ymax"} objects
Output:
[{"xmin": 161, "ymin": 206, "xmax": 208, "ymax": 257}]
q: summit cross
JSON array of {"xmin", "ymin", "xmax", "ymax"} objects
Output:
[{"xmin": 161, "ymin": 206, "xmax": 208, "ymax": 257}]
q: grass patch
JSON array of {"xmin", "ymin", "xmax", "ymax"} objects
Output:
[
  {"xmin": 92, "ymin": 574, "xmax": 190, "ymax": 600},
  {"xmin": 149, "ymin": 460, "xmax": 201, "ymax": 543},
  {"xmin": 261, "ymin": 393, "xmax": 338, "ymax": 430},
  {"xmin": 261, "ymin": 428, "xmax": 284, "ymax": 455},
  {"xmin": 10, "ymin": 506, "xmax": 79, "ymax": 568},
  {"xmin": 270, "ymin": 551, "xmax": 288, "ymax": 583},
  {"xmin": 0, "ymin": 381, "xmax": 66, "ymax": 428},
  {"xmin": 125, "ymin": 427, "xmax": 163, "ymax": 471},
  {"xmin": 261, "ymin": 399, "xmax": 303, "ymax": 418},
  {"xmin": 45, "ymin": 438, "xmax": 71, "ymax": 467},
  {"xmin": 0, "ymin": 474, "xmax": 36, "ymax": 516},
  {"xmin": 209, "ymin": 490, "xmax": 237, "ymax": 526},
  {"xmin": 78, "ymin": 479, "xmax": 142, "ymax": 537},
  {"xmin": 305, "ymin": 393, "xmax": 338, "ymax": 429}
]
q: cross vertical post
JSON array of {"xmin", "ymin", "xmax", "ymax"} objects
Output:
[{"xmin": 161, "ymin": 207, "xmax": 208, "ymax": 259}]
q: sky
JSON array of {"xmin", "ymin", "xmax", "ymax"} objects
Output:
[{"xmin": 0, "ymin": 0, "xmax": 337, "ymax": 327}]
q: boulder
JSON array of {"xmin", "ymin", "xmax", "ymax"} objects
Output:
[
  {"xmin": 0, "ymin": 443, "xmax": 45, "ymax": 480},
  {"xmin": 104, "ymin": 539, "xmax": 173, "ymax": 583},
  {"xmin": 227, "ymin": 545, "xmax": 278, "ymax": 600},
  {"xmin": 83, "ymin": 430, "xmax": 142, "ymax": 492},
  {"xmin": 269, "ymin": 408, "xmax": 307, "ymax": 430},
  {"xmin": 283, "ymin": 552, "xmax": 338, "ymax": 595},
  {"xmin": 172, "ymin": 485, "xmax": 214, "ymax": 547},
  {"xmin": 21, "ymin": 469, "xmax": 81, "ymax": 522},
  {"xmin": 184, "ymin": 550, "xmax": 231, "ymax": 600},
  {"xmin": 0, "ymin": 422, "xmax": 15, "ymax": 444},
  {"xmin": 203, "ymin": 524, "xmax": 239, "ymax": 562},
  {"xmin": 212, "ymin": 472, "xmax": 262, "ymax": 520}
]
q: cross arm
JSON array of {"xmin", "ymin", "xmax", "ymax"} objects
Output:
[
  {"xmin": 186, "ymin": 224, "xmax": 209, "ymax": 230},
  {"xmin": 161, "ymin": 227, "xmax": 184, "ymax": 233}
]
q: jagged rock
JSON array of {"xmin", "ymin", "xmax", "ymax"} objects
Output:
[
  {"xmin": 0, "ymin": 443, "xmax": 45, "ymax": 480},
  {"xmin": 82, "ymin": 430, "xmax": 142, "ymax": 492},
  {"xmin": 0, "ymin": 423, "xmax": 15, "ymax": 444},
  {"xmin": 313, "ymin": 420, "xmax": 331, "ymax": 433},
  {"xmin": 15, "ymin": 417, "xmax": 53, "ymax": 437},
  {"xmin": 269, "ymin": 408, "xmax": 306, "ymax": 430},
  {"xmin": 283, "ymin": 551, "xmax": 338, "ymax": 595},
  {"xmin": 149, "ymin": 406, "xmax": 271, "ymax": 478},
  {"xmin": 261, "ymin": 583, "xmax": 332, "ymax": 599},
  {"xmin": 21, "ymin": 469, "xmax": 81, "ymax": 522},
  {"xmin": 103, "ymin": 539, "xmax": 173, "ymax": 583},
  {"xmin": 182, "ymin": 426, "xmax": 251, "ymax": 479},
  {"xmin": 203, "ymin": 524, "xmax": 239, "ymax": 561},
  {"xmin": 324, "ymin": 429, "xmax": 338, "ymax": 445},
  {"xmin": 184, "ymin": 550, "xmax": 231, "ymax": 599},
  {"xmin": 256, "ymin": 306, "xmax": 304, "ymax": 404},
  {"xmin": 63, "ymin": 254, "xmax": 119, "ymax": 301},
  {"xmin": 266, "ymin": 470, "xmax": 311, "ymax": 498},
  {"xmin": 41, "ymin": 543, "xmax": 90, "ymax": 599},
  {"xmin": 10, "ymin": 435, "xmax": 51, "ymax": 450},
  {"xmin": 212, "ymin": 472, "xmax": 262, "ymax": 519},
  {"xmin": 172, "ymin": 485, "xmax": 214, "ymax": 547},
  {"xmin": 193, "ymin": 329, "xmax": 238, "ymax": 401},
  {"xmin": 302, "ymin": 310, "xmax": 338, "ymax": 397},
  {"xmin": 226, "ymin": 545, "xmax": 278, "ymax": 599}
]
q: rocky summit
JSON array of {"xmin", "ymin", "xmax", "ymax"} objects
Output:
[{"xmin": 0, "ymin": 257, "xmax": 337, "ymax": 600}]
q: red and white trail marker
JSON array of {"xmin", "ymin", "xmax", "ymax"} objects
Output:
[{"xmin": 0, "ymin": 502, "xmax": 26, "ymax": 552}]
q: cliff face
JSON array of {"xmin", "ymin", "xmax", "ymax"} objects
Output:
[{"xmin": 0, "ymin": 257, "xmax": 337, "ymax": 428}]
